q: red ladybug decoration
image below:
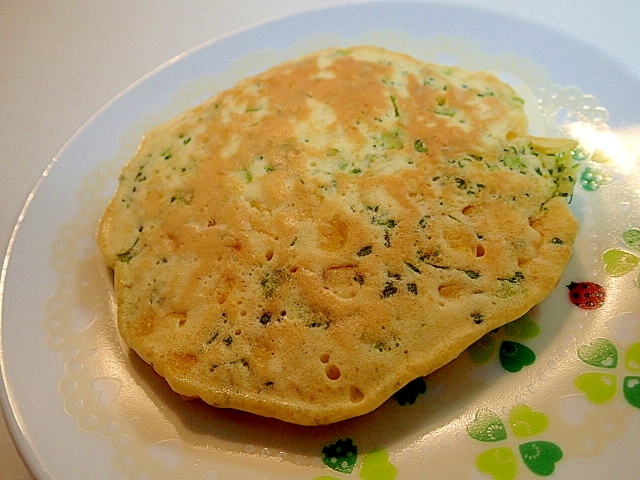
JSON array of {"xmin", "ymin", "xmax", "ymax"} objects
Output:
[{"xmin": 567, "ymin": 281, "xmax": 606, "ymax": 309}]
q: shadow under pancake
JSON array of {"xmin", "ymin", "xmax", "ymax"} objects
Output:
[{"xmin": 125, "ymin": 339, "xmax": 513, "ymax": 459}]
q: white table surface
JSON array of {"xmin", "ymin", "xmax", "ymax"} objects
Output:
[{"xmin": 1, "ymin": 1, "xmax": 639, "ymax": 478}]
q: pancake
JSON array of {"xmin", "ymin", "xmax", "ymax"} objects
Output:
[{"xmin": 97, "ymin": 46, "xmax": 578, "ymax": 425}]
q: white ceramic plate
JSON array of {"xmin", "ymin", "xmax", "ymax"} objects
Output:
[{"xmin": 2, "ymin": 2, "xmax": 640, "ymax": 479}]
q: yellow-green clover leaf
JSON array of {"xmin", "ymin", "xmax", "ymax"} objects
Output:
[
  {"xmin": 509, "ymin": 404, "xmax": 549, "ymax": 439},
  {"xmin": 574, "ymin": 372, "xmax": 617, "ymax": 403},
  {"xmin": 625, "ymin": 342, "xmax": 640, "ymax": 371},
  {"xmin": 602, "ymin": 228, "xmax": 640, "ymax": 288},
  {"xmin": 476, "ymin": 447, "xmax": 518, "ymax": 480},
  {"xmin": 359, "ymin": 449, "xmax": 397, "ymax": 480},
  {"xmin": 603, "ymin": 249, "xmax": 639, "ymax": 277}
]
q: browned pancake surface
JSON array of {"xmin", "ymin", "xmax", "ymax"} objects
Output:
[{"xmin": 98, "ymin": 46, "xmax": 578, "ymax": 425}]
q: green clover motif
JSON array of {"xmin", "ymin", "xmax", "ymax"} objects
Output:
[
  {"xmin": 392, "ymin": 376, "xmax": 427, "ymax": 406},
  {"xmin": 602, "ymin": 228, "xmax": 640, "ymax": 288},
  {"xmin": 571, "ymin": 145, "xmax": 588, "ymax": 163},
  {"xmin": 575, "ymin": 338, "xmax": 640, "ymax": 408},
  {"xmin": 468, "ymin": 405, "xmax": 563, "ymax": 479},
  {"xmin": 580, "ymin": 166, "xmax": 613, "ymax": 191},
  {"xmin": 468, "ymin": 313, "xmax": 539, "ymax": 372},
  {"xmin": 578, "ymin": 337, "xmax": 618, "ymax": 368},
  {"xmin": 574, "ymin": 147, "xmax": 613, "ymax": 192},
  {"xmin": 317, "ymin": 439, "xmax": 397, "ymax": 480},
  {"xmin": 321, "ymin": 438, "xmax": 358, "ymax": 473},
  {"xmin": 468, "ymin": 409, "xmax": 508, "ymax": 442}
]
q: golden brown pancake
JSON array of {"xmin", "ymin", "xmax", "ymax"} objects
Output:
[{"xmin": 97, "ymin": 46, "xmax": 578, "ymax": 425}]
